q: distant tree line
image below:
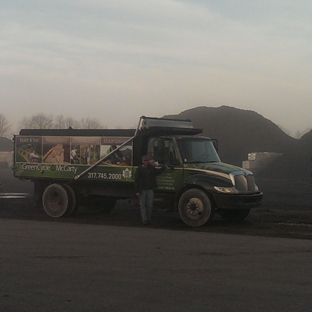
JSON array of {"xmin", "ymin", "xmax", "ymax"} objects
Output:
[
  {"xmin": 20, "ymin": 114, "xmax": 104, "ymax": 130},
  {"xmin": 0, "ymin": 114, "xmax": 11, "ymax": 137},
  {"xmin": 0, "ymin": 112, "xmax": 308, "ymax": 139},
  {"xmin": 0, "ymin": 113, "xmax": 106, "ymax": 137}
]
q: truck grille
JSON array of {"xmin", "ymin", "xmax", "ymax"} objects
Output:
[{"xmin": 234, "ymin": 174, "xmax": 256, "ymax": 192}]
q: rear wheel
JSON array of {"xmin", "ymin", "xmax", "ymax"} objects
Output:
[
  {"xmin": 178, "ymin": 189, "xmax": 213, "ymax": 227},
  {"xmin": 42, "ymin": 183, "xmax": 69, "ymax": 217},
  {"xmin": 218, "ymin": 209, "xmax": 250, "ymax": 221},
  {"xmin": 62, "ymin": 184, "xmax": 77, "ymax": 216}
]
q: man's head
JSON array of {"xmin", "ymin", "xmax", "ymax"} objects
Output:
[{"xmin": 142, "ymin": 155, "xmax": 151, "ymax": 164}]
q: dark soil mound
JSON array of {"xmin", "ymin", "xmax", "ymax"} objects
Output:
[
  {"xmin": 164, "ymin": 106, "xmax": 297, "ymax": 166},
  {"xmin": 259, "ymin": 129, "xmax": 312, "ymax": 181}
]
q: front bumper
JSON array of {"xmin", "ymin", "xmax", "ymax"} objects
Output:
[{"xmin": 213, "ymin": 192, "xmax": 263, "ymax": 209}]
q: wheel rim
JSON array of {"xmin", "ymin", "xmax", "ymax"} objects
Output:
[
  {"xmin": 186, "ymin": 197, "xmax": 204, "ymax": 218},
  {"xmin": 178, "ymin": 189, "xmax": 212, "ymax": 227},
  {"xmin": 50, "ymin": 192, "xmax": 63, "ymax": 211},
  {"xmin": 43, "ymin": 184, "xmax": 68, "ymax": 217}
]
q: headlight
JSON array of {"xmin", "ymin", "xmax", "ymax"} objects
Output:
[{"xmin": 214, "ymin": 186, "xmax": 235, "ymax": 194}]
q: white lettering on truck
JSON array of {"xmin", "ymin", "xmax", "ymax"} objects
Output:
[
  {"xmin": 22, "ymin": 163, "xmax": 51, "ymax": 171},
  {"xmin": 21, "ymin": 163, "xmax": 78, "ymax": 174},
  {"xmin": 55, "ymin": 165, "xmax": 78, "ymax": 174}
]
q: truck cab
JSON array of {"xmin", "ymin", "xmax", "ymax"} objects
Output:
[{"xmin": 133, "ymin": 132, "xmax": 262, "ymax": 226}]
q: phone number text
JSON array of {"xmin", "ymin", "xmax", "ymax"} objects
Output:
[{"xmin": 87, "ymin": 172, "xmax": 122, "ymax": 180}]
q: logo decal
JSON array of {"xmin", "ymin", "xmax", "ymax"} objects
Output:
[{"xmin": 122, "ymin": 168, "xmax": 132, "ymax": 179}]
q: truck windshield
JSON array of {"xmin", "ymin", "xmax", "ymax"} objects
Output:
[{"xmin": 177, "ymin": 138, "xmax": 220, "ymax": 164}]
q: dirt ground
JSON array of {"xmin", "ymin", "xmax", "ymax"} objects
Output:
[{"xmin": 1, "ymin": 168, "xmax": 312, "ymax": 240}]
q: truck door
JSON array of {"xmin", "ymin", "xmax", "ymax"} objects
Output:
[{"xmin": 148, "ymin": 138, "xmax": 183, "ymax": 192}]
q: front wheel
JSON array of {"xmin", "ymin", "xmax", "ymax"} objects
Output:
[
  {"xmin": 218, "ymin": 209, "xmax": 250, "ymax": 222},
  {"xmin": 178, "ymin": 189, "xmax": 213, "ymax": 227}
]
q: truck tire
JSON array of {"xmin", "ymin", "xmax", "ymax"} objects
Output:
[
  {"xmin": 62, "ymin": 184, "xmax": 77, "ymax": 216},
  {"xmin": 178, "ymin": 189, "xmax": 213, "ymax": 227},
  {"xmin": 218, "ymin": 209, "xmax": 250, "ymax": 222},
  {"xmin": 42, "ymin": 184, "xmax": 69, "ymax": 217}
]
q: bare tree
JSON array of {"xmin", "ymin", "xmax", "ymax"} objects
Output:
[
  {"xmin": 54, "ymin": 115, "xmax": 66, "ymax": 129},
  {"xmin": 20, "ymin": 114, "xmax": 54, "ymax": 129},
  {"xmin": 64, "ymin": 117, "xmax": 81, "ymax": 129},
  {"xmin": 0, "ymin": 114, "xmax": 11, "ymax": 137},
  {"xmin": 54, "ymin": 115, "xmax": 81, "ymax": 129},
  {"xmin": 81, "ymin": 117, "xmax": 103, "ymax": 129}
]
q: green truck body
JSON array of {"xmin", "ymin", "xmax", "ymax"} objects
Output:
[{"xmin": 13, "ymin": 116, "xmax": 262, "ymax": 226}]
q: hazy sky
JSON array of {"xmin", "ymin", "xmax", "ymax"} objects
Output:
[{"xmin": 1, "ymin": 0, "xmax": 312, "ymax": 135}]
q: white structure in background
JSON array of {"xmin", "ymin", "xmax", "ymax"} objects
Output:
[{"xmin": 242, "ymin": 152, "xmax": 282, "ymax": 173}]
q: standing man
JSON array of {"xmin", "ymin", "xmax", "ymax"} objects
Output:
[{"xmin": 135, "ymin": 155, "xmax": 166, "ymax": 225}]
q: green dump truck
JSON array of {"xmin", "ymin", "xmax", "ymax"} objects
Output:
[{"xmin": 13, "ymin": 116, "xmax": 262, "ymax": 226}]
